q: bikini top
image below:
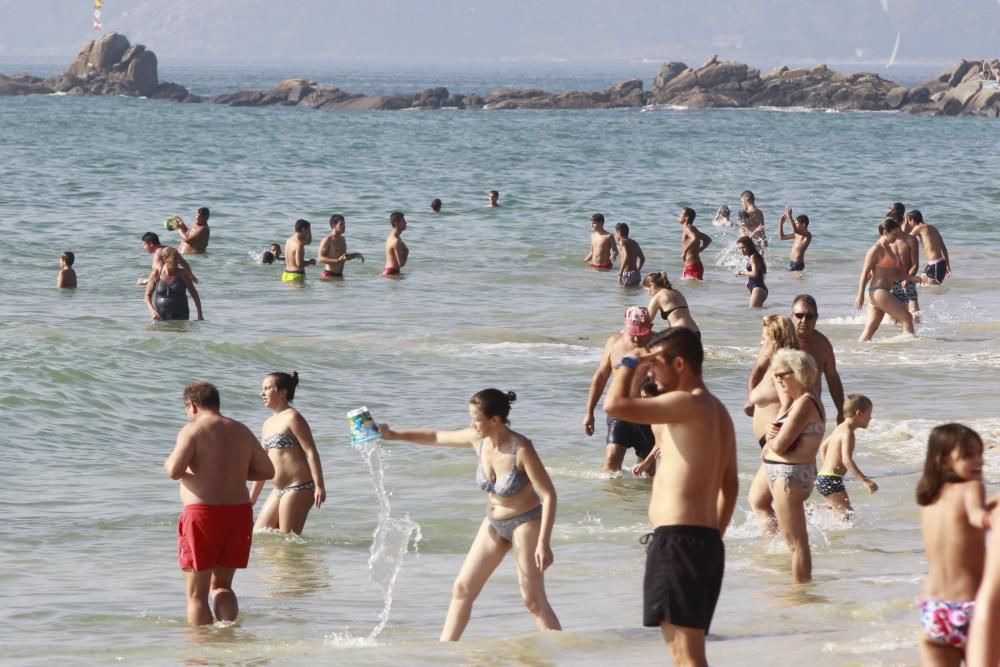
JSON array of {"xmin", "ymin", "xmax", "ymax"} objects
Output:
[
  {"xmin": 661, "ymin": 305, "xmax": 688, "ymax": 321},
  {"xmin": 263, "ymin": 432, "xmax": 300, "ymax": 450},
  {"xmin": 775, "ymin": 395, "xmax": 825, "ymax": 453},
  {"xmin": 876, "ymin": 243, "xmax": 901, "ymax": 269},
  {"xmin": 477, "ymin": 438, "xmax": 530, "ymax": 497}
]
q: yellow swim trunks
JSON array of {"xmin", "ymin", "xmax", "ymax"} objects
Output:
[{"xmin": 281, "ymin": 270, "xmax": 305, "ymax": 283}]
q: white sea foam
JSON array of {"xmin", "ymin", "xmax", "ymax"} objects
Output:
[
  {"xmin": 640, "ymin": 104, "xmax": 689, "ymax": 112},
  {"xmin": 435, "ymin": 341, "xmax": 597, "ymax": 365}
]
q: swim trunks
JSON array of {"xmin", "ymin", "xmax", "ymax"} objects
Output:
[
  {"xmin": 619, "ymin": 270, "xmax": 641, "ymax": 287},
  {"xmin": 177, "ymin": 503, "xmax": 253, "ymax": 571},
  {"xmin": 606, "ymin": 416, "xmax": 655, "ymax": 460},
  {"xmin": 488, "ymin": 505, "xmax": 542, "ymax": 542},
  {"xmin": 643, "ymin": 525, "xmax": 724, "ymax": 631},
  {"xmin": 320, "ymin": 270, "xmax": 342, "ymax": 278},
  {"xmin": 891, "ymin": 280, "xmax": 918, "ymax": 303},
  {"xmin": 590, "ymin": 262, "xmax": 613, "ymax": 270},
  {"xmin": 381, "ymin": 266, "xmax": 400, "ymax": 276},
  {"xmin": 281, "ymin": 270, "xmax": 305, "ymax": 283},
  {"xmin": 681, "ymin": 262, "xmax": 704, "ymax": 281},
  {"xmin": 815, "ymin": 473, "xmax": 846, "ymax": 497},
  {"xmin": 788, "ymin": 260, "xmax": 805, "ymax": 272},
  {"xmin": 920, "ymin": 599, "xmax": 975, "ymax": 647},
  {"xmin": 924, "ymin": 258, "xmax": 946, "ymax": 284}
]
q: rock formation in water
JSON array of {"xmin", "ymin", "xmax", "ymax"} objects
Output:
[
  {"xmin": 1, "ymin": 34, "xmax": 998, "ymax": 117},
  {"xmin": 0, "ymin": 33, "xmax": 200, "ymax": 102}
]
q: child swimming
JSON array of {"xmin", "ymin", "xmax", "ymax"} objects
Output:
[
  {"xmin": 816, "ymin": 394, "xmax": 877, "ymax": 520},
  {"xmin": 916, "ymin": 423, "xmax": 992, "ymax": 664}
]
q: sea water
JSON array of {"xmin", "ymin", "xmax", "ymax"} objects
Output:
[{"xmin": 1, "ymin": 62, "xmax": 999, "ymax": 666}]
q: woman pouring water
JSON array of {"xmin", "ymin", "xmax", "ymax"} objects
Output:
[{"xmin": 378, "ymin": 388, "xmax": 561, "ymax": 641}]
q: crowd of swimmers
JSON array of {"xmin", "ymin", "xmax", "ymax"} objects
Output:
[{"xmin": 46, "ymin": 186, "xmax": 995, "ymax": 664}]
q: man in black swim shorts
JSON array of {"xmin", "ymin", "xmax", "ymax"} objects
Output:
[{"xmin": 603, "ymin": 328, "xmax": 739, "ymax": 665}]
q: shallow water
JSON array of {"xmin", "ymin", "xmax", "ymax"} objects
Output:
[{"xmin": 1, "ymin": 62, "xmax": 998, "ymax": 666}]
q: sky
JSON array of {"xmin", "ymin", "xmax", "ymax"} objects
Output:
[{"xmin": 0, "ymin": 0, "xmax": 998, "ymax": 68}]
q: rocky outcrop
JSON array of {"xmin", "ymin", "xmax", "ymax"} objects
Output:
[
  {"xmin": 643, "ymin": 56, "xmax": 1000, "ymax": 116},
  {"xmin": 0, "ymin": 74, "xmax": 55, "ymax": 96},
  {"xmin": 1, "ymin": 35, "xmax": 998, "ymax": 117},
  {"xmin": 15, "ymin": 32, "xmax": 199, "ymax": 101}
]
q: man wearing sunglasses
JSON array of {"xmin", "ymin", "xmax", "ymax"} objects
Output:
[
  {"xmin": 745, "ymin": 294, "xmax": 845, "ymax": 424},
  {"xmin": 791, "ymin": 294, "xmax": 845, "ymax": 424}
]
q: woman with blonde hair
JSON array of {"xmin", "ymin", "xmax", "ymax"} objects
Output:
[
  {"xmin": 642, "ymin": 271, "xmax": 700, "ymax": 334},
  {"xmin": 144, "ymin": 246, "xmax": 203, "ymax": 321},
  {"xmin": 746, "ymin": 315, "xmax": 799, "ymax": 535},
  {"xmin": 760, "ymin": 348, "xmax": 825, "ymax": 583}
]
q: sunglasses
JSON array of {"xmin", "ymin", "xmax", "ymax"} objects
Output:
[
  {"xmin": 793, "ymin": 312, "xmax": 817, "ymax": 321},
  {"xmin": 773, "ymin": 369, "xmax": 794, "ymax": 380}
]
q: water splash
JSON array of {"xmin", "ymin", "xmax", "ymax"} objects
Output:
[{"xmin": 326, "ymin": 440, "xmax": 421, "ymax": 646}]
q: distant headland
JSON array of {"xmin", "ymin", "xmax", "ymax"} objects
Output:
[{"xmin": 1, "ymin": 33, "xmax": 998, "ymax": 117}]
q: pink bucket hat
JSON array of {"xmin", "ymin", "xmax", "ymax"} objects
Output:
[{"xmin": 623, "ymin": 306, "xmax": 652, "ymax": 336}]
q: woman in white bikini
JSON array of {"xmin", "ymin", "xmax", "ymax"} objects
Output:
[{"xmin": 760, "ymin": 349, "xmax": 826, "ymax": 583}]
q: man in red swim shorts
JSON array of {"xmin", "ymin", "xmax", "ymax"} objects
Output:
[
  {"xmin": 678, "ymin": 207, "xmax": 711, "ymax": 281},
  {"xmin": 165, "ymin": 382, "xmax": 274, "ymax": 626},
  {"xmin": 382, "ymin": 211, "xmax": 408, "ymax": 277}
]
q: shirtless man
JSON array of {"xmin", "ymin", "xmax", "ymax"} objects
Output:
[
  {"xmin": 282, "ymin": 219, "xmax": 316, "ymax": 284},
  {"xmin": 174, "ymin": 207, "xmax": 211, "ymax": 255},
  {"xmin": 745, "ymin": 294, "xmax": 844, "ymax": 422},
  {"xmin": 615, "ymin": 223, "xmax": 646, "ymax": 287},
  {"xmin": 583, "ymin": 306, "xmax": 656, "ymax": 473},
  {"xmin": 317, "ymin": 214, "xmax": 364, "ymax": 278},
  {"xmin": 679, "ymin": 207, "xmax": 711, "ymax": 280},
  {"xmin": 382, "ymin": 211, "xmax": 409, "ymax": 277},
  {"xmin": 487, "ymin": 190, "xmax": 501, "ymax": 208},
  {"xmin": 164, "ymin": 381, "xmax": 274, "ymax": 626},
  {"xmin": 887, "ymin": 202, "xmax": 921, "ymax": 316},
  {"xmin": 57, "ymin": 251, "xmax": 77, "ymax": 288},
  {"xmin": 778, "ymin": 205, "xmax": 812, "ymax": 272},
  {"xmin": 138, "ymin": 232, "xmax": 197, "ymax": 285},
  {"xmin": 584, "ymin": 213, "xmax": 618, "ymax": 270},
  {"xmin": 603, "ymin": 327, "xmax": 738, "ymax": 666},
  {"xmin": 739, "ymin": 190, "xmax": 767, "ymax": 252},
  {"xmin": 902, "ymin": 209, "xmax": 951, "ymax": 285}
]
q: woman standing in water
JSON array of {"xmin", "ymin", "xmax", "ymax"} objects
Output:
[
  {"xmin": 745, "ymin": 315, "xmax": 800, "ymax": 536},
  {"xmin": 643, "ymin": 271, "xmax": 700, "ymax": 334},
  {"xmin": 760, "ymin": 349, "xmax": 825, "ymax": 583},
  {"xmin": 736, "ymin": 236, "xmax": 768, "ymax": 308},
  {"xmin": 144, "ymin": 247, "xmax": 203, "ymax": 321},
  {"xmin": 855, "ymin": 218, "xmax": 915, "ymax": 341},
  {"xmin": 250, "ymin": 372, "xmax": 326, "ymax": 535},
  {"xmin": 379, "ymin": 388, "xmax": 561, "ymax": 641}
]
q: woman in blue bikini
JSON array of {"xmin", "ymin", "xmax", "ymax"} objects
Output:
[{"xmin": 379, "ymin": 389, "xmax": 561, "ymax": 641}]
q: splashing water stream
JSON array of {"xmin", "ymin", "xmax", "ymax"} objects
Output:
[{"xmin": 327, "ymin": 440, "xmax": 422, "ymax": 645}]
